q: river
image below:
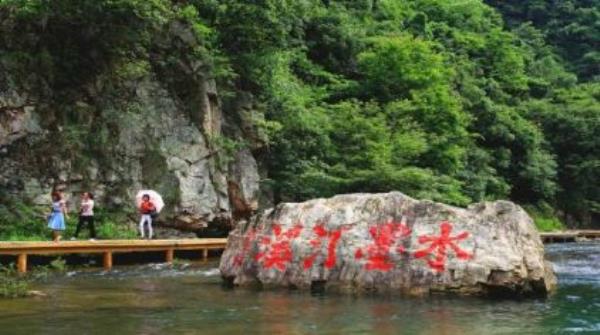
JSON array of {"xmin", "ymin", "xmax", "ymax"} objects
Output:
[{"xmin": 0, "ymin": 242, "xmax": 598, "ymax": 335}]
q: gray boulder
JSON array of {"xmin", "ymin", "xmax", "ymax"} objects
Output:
[{"xmin": 220, "ymin": 192, "xmax": 556, "ymax": 297}]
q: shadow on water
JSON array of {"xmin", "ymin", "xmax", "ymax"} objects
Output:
[{"xmin": 0, "ymin": 242, "xmax": 598, "ymax": 335}]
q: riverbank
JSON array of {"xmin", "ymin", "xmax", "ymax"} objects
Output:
[{"xmin": 0, "ymin": 260, "xmax": 66, "ymax": 298}]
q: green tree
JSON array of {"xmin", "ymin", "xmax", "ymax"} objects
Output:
[
  {"xmin": 486, "ymin": 0, "xmax": 600, "ymax": 80},
  {"xmin": 525, "ymin": 84, "xmax": 600, "ymax": 226}
]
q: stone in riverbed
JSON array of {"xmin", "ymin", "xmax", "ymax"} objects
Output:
[{"xmin": 219, "ymin": 192, "xmax": 556, "ymax": 297}]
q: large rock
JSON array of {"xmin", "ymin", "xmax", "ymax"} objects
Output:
[
  {"xmin": 0, "ymin": 90, "xmax": 40, "ymax": 147},
  {"xmin": 220, "ymin": 192, "xmax": 557, "ymax": 297},
  {"xmin": 227, "ymin": 148, "xmax": 260, "ymax": 220}
]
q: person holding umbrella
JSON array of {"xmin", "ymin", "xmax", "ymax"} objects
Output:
[
  {"xmin": 136, "ymin": 190, "xmax": 164, "ymax": 240},
  {"xmin": 138, "ymin": 194, "xmax": 156, "ymax": 239}
]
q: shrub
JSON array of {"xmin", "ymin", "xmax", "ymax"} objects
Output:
[
  {"xmin": 525, "ymin": 204, "xmax": 566, "ymax": 232},
  {"xmin": 0, "ymin": 264, "xmax": 29, "ymax": 298}
]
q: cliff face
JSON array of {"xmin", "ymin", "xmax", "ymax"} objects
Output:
[
  {"xmin": 0, "ymin": 21, "xmax": 261, "ymax": 234},
  {"xmin": 0, "ymin": 76, "xmax": 260, "ymax": 233}
]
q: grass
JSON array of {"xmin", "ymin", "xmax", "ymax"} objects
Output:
[
  {"xmin": 95, "ymin": 209, "xmax": 138, "ymax": 239},
  {"xmin": 525, "ymin": 204, "xmax": 566, "ymax": 232},
  {"xmin": 49, "ymin": 257, "xmax": 67, "ymax": 272},
  {"xmin": 0, "ymin": 199, "xmax": 48, "ymax": 241},
  {"xmin": 532, "ymin": 215, "xmax": 565, "ymax": 232},
  {"xmin": 0, "ymin": 259, "xmax": 71, "ymax": 299},
  {"xmin": 0, "ymin": 264, "xmax": 29, "ymax": 298},
  {"xmin": 0, "ymin": 199, "xmax": 138, "ymax": 241}
]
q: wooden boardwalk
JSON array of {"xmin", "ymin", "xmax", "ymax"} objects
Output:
[
  {"xmin": 0, "ymin": 238, "xmax": 228, "ymax": 273},
  {"xmin": 540, "ymin": 230, "xmax": 600, "ymax": 243}
]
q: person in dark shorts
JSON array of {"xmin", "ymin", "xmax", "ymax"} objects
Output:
[{"xmin": 72, "ymin": 192, "xmax": 96, "ymax": 240}]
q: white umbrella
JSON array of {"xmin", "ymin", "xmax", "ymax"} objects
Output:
[{"xmin": 135, "ymin": 190, "xmax": 165, "ymax": 213}]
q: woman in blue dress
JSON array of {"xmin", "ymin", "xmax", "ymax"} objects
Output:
[{"xmin": 48, "ymin": 191, "xmax": 68, "ymax": 242}]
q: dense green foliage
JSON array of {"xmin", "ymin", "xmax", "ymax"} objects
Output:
[
  {"xmin": 1, "ymin": 0, "xmax": 598, "ymax": 228},
  {"xmin": 486, "ymin": 0, "xmax": 599, "ymax": 81}
]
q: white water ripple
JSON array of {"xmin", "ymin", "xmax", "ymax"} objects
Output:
[{"xmin": 546, "ymin": 242, "xmax": 600, "ymax": 286}]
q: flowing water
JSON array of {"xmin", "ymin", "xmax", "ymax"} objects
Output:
[{"xmin": 0, "ymin": 242, "xmax": 598, "ymax": 335}]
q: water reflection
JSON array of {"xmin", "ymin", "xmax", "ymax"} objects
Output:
[{"xmin": 417, "ymin": 307, "xmax": 466, "ymax": 335}]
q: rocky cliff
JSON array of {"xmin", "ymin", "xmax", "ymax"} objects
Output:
[
  {"xmin": 220, "ymin": 192, "xmax": 557, "ymax": 297},
  {"xmin": 0, "ymin": 18, "xmax": 262, "ymax": 235}
]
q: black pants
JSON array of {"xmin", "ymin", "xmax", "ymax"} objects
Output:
[{"xmin": 74, "ymin": 215, "xmax": 96, "ymax": 238}]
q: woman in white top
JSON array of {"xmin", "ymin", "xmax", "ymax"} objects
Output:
[{"xmin": 73, "ymin": 192, "xmax": 96, "ymax": 240}]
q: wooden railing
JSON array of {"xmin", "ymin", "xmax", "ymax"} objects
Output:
[
  {"xmin": 0, "ymin": 238, "xmax": 228, "ymax": 273},
  {"xmin": 540, "ymin": 230, "xmax": 600, "ymax": 243}
]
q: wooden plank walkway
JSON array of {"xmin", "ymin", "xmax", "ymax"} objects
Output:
[
  {"xmin": 540, "ymin": 230, "xmax": 600, "ymax": 243},
  {"xmin": 0, "ymin": 238, "xmax": 228, "ymax": 273}
]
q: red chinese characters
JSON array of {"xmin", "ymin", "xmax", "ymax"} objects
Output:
[
  {"xmin": 413, "ymin": 221, "xmax": 472, "ymax": 272},
  {"xmin": 249, "ymin": 219, "xmax": 473, "ymax": 274},
  {"xmin": 255, "ymin": 224, "xmax": 303, "ymax": 271},
  {"xmin": 354, "ymin": 221, "xmax": 411, "ymax": 271},
  {"xmin": 303, "ymin": 223, "xmax": 347, "ymax": 270}
]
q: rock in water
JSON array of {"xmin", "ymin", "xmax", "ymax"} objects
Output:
[{"xmin": 220, "ymin": 192, "xmax": 556, "ymax": 297}]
